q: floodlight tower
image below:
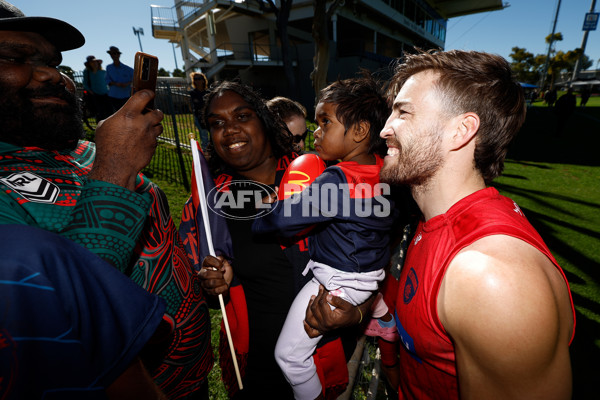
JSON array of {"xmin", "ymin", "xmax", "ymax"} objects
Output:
[{"xmin": 133, "ymin": 26, "xmax": 144, "ymax": 52}]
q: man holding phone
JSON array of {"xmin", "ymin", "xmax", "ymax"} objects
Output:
[
  {"xmin": 106, "ymin": 45, "xmax": 134, "ymax": 111},
  {"xmin": 0, "ymin": 2, "xmax": 213, "ymax": 399}
]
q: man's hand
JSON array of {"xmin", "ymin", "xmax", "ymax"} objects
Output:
[
  {"xmin": 303, "ymin": 285, "xmax": 364, "ymax": 338},
  {"xmin": 198, "ymin": 255, "xmax": 233, "ymax": 298},
  {"xmin": 88, "ymin": 90, "xmax": 163, "ymax": 191}
]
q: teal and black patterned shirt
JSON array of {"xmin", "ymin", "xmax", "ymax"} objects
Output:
[{"xmin": 0, "ymin": 140, "xmax": 212, "ymax": 399}]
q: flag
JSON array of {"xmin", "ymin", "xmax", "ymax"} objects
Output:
[
  {"xmin": 179, "ymin": 139, "xmax": 245, "ymax": 393},
  {"xmin": 179, "ymin": 142, "xmax": 232, "ymax": 271}
]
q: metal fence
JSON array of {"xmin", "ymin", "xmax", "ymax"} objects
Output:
[{"xmin": 72, "ymin": 73, "xmax": 197, "ymax": 191}]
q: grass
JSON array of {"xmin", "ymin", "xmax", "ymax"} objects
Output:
[
  {"xmin": 499, "ymin": 101, "xmax": 600, "ymax": 399},
  {"xmin": 147, "ymin": 98, "xmax": 600, "ymax": 399}
]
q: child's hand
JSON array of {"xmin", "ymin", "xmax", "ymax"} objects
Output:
[{"xmin": 260, "ymin": 187, "xmax": 278, "ymax": 204}]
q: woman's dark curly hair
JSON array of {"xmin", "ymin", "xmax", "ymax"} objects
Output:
[{"xmin": 202, "ymin": 81, "xmax": 295, "ymax": 176}]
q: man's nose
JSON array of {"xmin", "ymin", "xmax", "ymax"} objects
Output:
[
  {"xmin": 33, "ymin": 64, "xmax": 62, "ymax": 85},
  {"xmin": 380, "ymin": 124, "xmax": 394, "ymax": 139}
]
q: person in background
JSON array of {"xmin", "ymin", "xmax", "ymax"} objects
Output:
[
  {"xmin": 267, "ymin": 96, "xmax": 310, "ymax": 153},
  {"xmin": 554, "ymin": 87, "xmax": 577, "ymax": 135},
  {"xmin": 83, "ymin": 55, "xmax": 112, "ymax": 121},
  {"xmin": 544, "ymin": 87, "xmax": 557, "ymax": 107},
  {"xmin": 0, "ymin": 2, "xmax": 213, "ymax": 399},
  {"xmin": 189, "ymin": 71, "xmax": 210, "ymax": 151},
  {"xmin": 305, "ymin": 49, "xmax": 576, "ymax": 400},
  {"xmin": 579, "ymin": 86, "xmax": 591, "ymax": 107},
  {"xmin": 105, "ymin": 45, "xmax": 133, "ymax": 112}
]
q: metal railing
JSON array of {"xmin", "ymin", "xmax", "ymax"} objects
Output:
[{"xmin": 151, "ymin": 1, "xmax": 267, "ymax": 31}]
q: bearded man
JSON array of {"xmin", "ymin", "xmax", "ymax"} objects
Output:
[
  {"xmin": 304, "ymin": 49, "xmax": 576, "ymax": 400},
  {"xmin": 0, "ymin": 2, "xmax": 212, "ymax": 399}
]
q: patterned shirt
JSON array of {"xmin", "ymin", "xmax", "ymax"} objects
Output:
[{"xmin": 0, "ymin": 140, "xmax": 212, "ymax": 399}]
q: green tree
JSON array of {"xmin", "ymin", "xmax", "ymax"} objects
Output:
[
  {"xmin": 172, "ymin": 68, "xmax": 186, "ymax": 78},
  {"xmin": 311, "ymin": 0, "xmax": 343, "ymax": 103},
  {"xmin": 509, "ymin": 47, "xmax": 537, "ymax": 83},
  {"xmin": 158, "ymin": 67, "xmax": 170, "ymax": 77},
  {"xmin": 510, "ymin": 32, "xmax": 594, "ymax": 88}
]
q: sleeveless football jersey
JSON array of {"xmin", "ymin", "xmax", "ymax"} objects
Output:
[{"xmin": 393, "ymin": 187, "xmax": 576, "ymax": 399}]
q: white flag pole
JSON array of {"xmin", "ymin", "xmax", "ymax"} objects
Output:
[{"xmin": 190, "ymin": 138, "xmax": 243, "ymax": 390}]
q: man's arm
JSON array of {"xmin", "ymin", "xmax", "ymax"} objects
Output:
[
  {"xmin": 57, "ymin": 90, "xmax": 164, "ymax": 270},
  {"xmin": 438, "ymin": 235, "xmax": 574, "ymax": 400}
]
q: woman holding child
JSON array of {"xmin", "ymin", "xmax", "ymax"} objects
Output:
[{"xmin": 198, "ymin": 80, "xmax": 385, "ymax": 399}]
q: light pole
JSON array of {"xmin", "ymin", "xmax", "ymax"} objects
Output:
[
  {"xmin": 171, "ymin": 42, "xmax": 179, "ymax": 70},
  {"xmin": 540, "ymin": 0, "xmax": 562, "ymax": 90},
  {"xmin": 132, "ymin": 27, "xmax": 144, "ymax": 52}
]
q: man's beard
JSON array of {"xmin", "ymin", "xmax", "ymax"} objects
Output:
[
  {"xmin": 380, "ymin": 126, "xmax": 444, "ymax": 188},
  {"xmin": 0, "ymin": 84, "xmax": 84, "ymax": 151}
]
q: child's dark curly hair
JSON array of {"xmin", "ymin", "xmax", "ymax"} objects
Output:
[{"xmin": 318, "ymin": 71, "xmax": 390, "ymax": 157}]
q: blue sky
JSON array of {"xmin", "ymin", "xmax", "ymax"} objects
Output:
[{"xmin": 9, "ymin": 0, "xmax": 600, "ymax": 74}]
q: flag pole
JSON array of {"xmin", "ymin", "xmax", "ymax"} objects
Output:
[{"xmin": 190, "ymin": 137, "xmax": 243, "ymax": 390}]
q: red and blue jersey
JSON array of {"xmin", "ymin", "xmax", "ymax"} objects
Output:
[
  {"xmin": 384, "ymin": 188, "xmax": 576, "ymax": 399},
  {"xmin": 253, "ymin": 155, "xmax": 395, "ymax": 273}
]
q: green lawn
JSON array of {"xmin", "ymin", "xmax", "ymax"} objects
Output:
[{"xmin": 151, "ymin": 101, "xmax": 600, "ymax": 399}]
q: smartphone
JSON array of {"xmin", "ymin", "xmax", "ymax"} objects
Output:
[{"xmin": 132, "ymin": 52, "xmax": 159, "ymax": 109}]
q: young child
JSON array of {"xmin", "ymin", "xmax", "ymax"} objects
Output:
[{"xmin": 252, "ymin": 74, "xmax": 398, "ymax": 400}]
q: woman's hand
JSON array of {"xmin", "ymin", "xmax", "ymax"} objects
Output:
[
  {"xmin": 198, "ymin": 255, "xmax": 233, "ymax": 298},
  {"xmin": 303, "ymin": 285, "xmax": 366, "ymax": 338}
]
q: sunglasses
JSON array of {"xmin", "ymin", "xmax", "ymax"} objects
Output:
[{"xmin": 293, "ymin": 128, "xmax": 312, "ymax": 143}]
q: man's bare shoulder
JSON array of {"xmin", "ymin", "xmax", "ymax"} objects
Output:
[
  {"xmin": 437, "ymin": 234, "xmax": 574, "ymax": 399},
  {"xmin": 439, "ymin": 234, "xmax": 571, "ymax": 337}
]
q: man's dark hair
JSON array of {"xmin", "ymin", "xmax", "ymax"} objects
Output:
[
  {"xmin": 318, "ymin": 72, "xmax": 390, "ymax": 157},
  {"xmin": 387, "ymin": 49, "xmax": 526, "ymax": 184},
  {"xmin": 203, "ymin": 81, "xmax": 294, "ymax": 176}
]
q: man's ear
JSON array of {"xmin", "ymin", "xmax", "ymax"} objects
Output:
[
  {"xmin": 352, "ymin": 121, "xmax": 371, "ymax": 143},
  {"xmin": 450, "ymin": 112, "xmax": 479, "ymax": 150}
]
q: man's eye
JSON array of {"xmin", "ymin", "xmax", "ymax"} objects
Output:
[
  {"xmin": 0, "ymin": 55, "xmax": 24, "ymax": 64},
  {"xmin": 209, "ymin": 120, "xmax": 223, "ymax": 127},
  {"xmin": 237, "ymin": 113, "xmax": 250, "ymax": 121},
  {"xmin": 0, "ymin": 55, "xmax": 58, "ymax": 68}
]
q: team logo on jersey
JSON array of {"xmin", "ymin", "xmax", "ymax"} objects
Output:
[
  {"xmin": 512, "ymin": 201, "xmax": 524, "ymax": 216},
  {"xmin": 413, "ymin": 232, "xmax": 422, "ymax": 245},
  {"xmin": 403, "ymin": 267, "xmax": 419, "ymax": 304},
  {"xmin": 0, "ymin": 172, "xmax": 60, "ymax": 203}
]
